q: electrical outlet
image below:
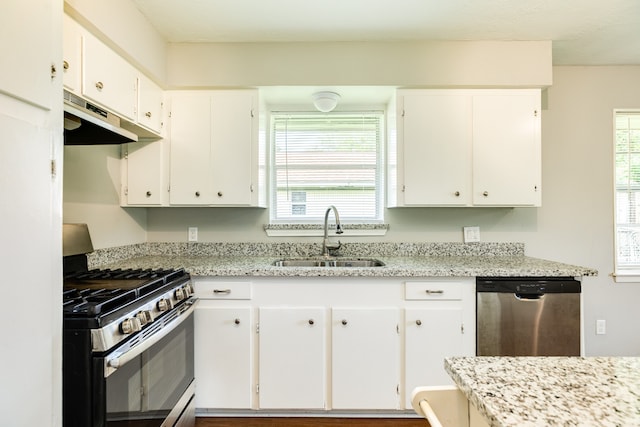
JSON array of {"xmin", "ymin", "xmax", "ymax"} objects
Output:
[
  {"xmin": 463, "ymin": 226, "xmax": 480, "ymax": 243},
  {"xmin": 188, "ymin": 227, "xmax": 198, "ymax": 242},
  {"xmin": 596, "ymin": 319, "xmax": 606, "ymax": 335}
]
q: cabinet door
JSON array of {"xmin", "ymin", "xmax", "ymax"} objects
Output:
[
  {"xmin": 211, "ymin": 90, "xmax": 257, "ymax": 205},
  {"xmin": 332, "ymin": 308, "xmax": 399, "ymax": 410},
  {"xmin": 169, "ymin": 93, "xmax": 214, "ymax": 205},
  {"xmin": 404, "ymin": 307, "xmax": 465, "ymax": 408},
  {"xmin": 82, "ymin": 32, "xmax": 137, "ymax": 121},
  {"xmin": 0, "ymin": 0, "xmax": 54, "ymax": 109},
  {"xmin": 401, "ymin": 92, "xmax": 472, "ymax": 206},
  {"xmin": 258, "ymin": 307, "xmax": 326, "ymax": 409},
  {"xmin": 62, "ymin": 14, "xmax": 82, "ymax": 94},
  {"xmin": 472, "ymin": 91, "xmax": 541, "ymax": 206},
  {"xmin": 195, "ymin": 306, "xmax": 253, "ymax": 409},
  {"xmin": 137, "ymin": 74, "xmax": 163, "ymax": 134},
  {"xmin": 123, "ymin": 141, "xmax": 165, "ymax": 205}
]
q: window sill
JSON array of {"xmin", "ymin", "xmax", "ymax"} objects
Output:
[
  {"xmin": 613, "ymin": 270, "xmax": 640, "ymax": 283},
  {"xmin": 264, "ymin": 223, "xmax": 388, "ymax": 237}
]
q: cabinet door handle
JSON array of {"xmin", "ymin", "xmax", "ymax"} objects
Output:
[
  {"xmin": 217, "ymin": 191, "xmax": 223, "ymax": 197},
  {"xmin": 341, "ymin": 319, "xmax": 348, "ymax": 326},
  {"xmin": 145, "ymin": 111, "xmax": 152, "ymax": 118},
  {"xmin": 425, "ymin": 289, "xmax": 444, "ymax": 295},
  {"xmin": 416, "ymin": 319, "xmax": 422, "ymax": 326},
  {"xmin": 213, "ymin": 289, "xmax": 231, "ymax": 294},
  {"xmin": 483, "ymin": 191, "xmax": 489, "ymax": 197},
  {"xmin": 195, "ymin": 191, "xmax": 200, "ymax": 197},
  {"xmin": 234, "ymin": 318, "xmax": 241, "ymax": 325},
  {"xmin": 63, "ymin": 60, "xmax": 69, "ymax": 70},
  {"xmin": 146, "ymin": 191, "xmax": 152, "ymax": 197},
  {"xmin": 308, "ymin": 319, "xmax": 315, "ymax": 325},
  {"xmin": 95, "ymin": 81, "xmax": 104, "ymax": 90},
  {"xmin": 454, "ymin": 191, "xmax": 460, "ymax": 197}
]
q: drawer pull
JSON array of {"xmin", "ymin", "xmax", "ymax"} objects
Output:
[
  {"xmin": 213, "ymin": 289, "xmax": 231, "ymax": 294},
  {"xmin": 425, "ymin": 289, "xmax": 444, "ymax": 295},
  {"xmin": 341, "ymin": 319, "xmax": 348, "ymax": 326},
  {"xmin": 308, "ymin": 319, "xmax": 315, "ymax": 325},
  {"xmin": 416, "ymin": 319, "xmax": 422, "ymax": 326},
  {"xmin": 234, "ymin": 318, "xmax": 240, "ymax": 325}
]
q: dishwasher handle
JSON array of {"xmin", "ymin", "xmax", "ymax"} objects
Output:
[{"xmin": 515, "ymin": 292, "xmax": 544, "ymax": 300}]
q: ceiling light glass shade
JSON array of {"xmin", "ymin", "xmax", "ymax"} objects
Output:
[{"xmin": 312, "ymin": 91, "xmax": 340, "ymax": 112}]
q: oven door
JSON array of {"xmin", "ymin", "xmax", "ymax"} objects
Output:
[{"xmin": 99, "ymin": 304, "xmax": 195, "ymax": 427}]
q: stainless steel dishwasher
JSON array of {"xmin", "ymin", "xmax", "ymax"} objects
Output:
[{"xmin": 476, "ymin": 277, "xmax": 581, "ymax": 356}]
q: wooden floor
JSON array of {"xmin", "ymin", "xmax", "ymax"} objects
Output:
[{"xmin": 196, "ymin": 417, "xmax": 428, "ymax": 427}]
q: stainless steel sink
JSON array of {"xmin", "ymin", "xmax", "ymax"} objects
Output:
[{"xmin": 272, "ymin": 258, "xmax": 385, "ymax": 267}]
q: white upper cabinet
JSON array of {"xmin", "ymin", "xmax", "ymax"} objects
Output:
[
  {"xmin": 168, "ymin": 90, "xmax": 261, "ymax": 207},
  {"xmin": 82, "ymin": 31, "xmax": 138, "ymax": 121},
  {"xmin": 392, "ymin": 89, "xmax": 541, "ymax": 207},
  {"xmin": 169, "ymin": 92, "xmax": 214, "ymax": 205},
  {"xmin": 0, "ymin": 0, "xmax": 55, "ymax": 109},
  {"xmin": 122, "ymin": 140, "xmax": 167, "ymax": 205},
  {"xmin": 62, "ymin": 13, "xmax": 82, "ymax": 94},
  {"xmin": 472, "ymin": 92, "xmax": 541, "ymax": 206},
  {"xmin": 137, "ymin": 74, "xmax": 164, "ymax": 134},
  {"xmin": 401, "ymin": 92, "xmax": 472, "ymax": 206}
]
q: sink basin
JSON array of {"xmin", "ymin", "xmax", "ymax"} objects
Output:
[{"xmin": 272, "ymin": 258, "xmax": 385, "ymax": 267}]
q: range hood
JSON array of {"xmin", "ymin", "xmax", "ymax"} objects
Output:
[{"xmin": 63, "ymin": 90, "xmax": 160, "ymax": 145}]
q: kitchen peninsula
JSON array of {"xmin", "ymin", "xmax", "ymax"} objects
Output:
[{"xmin": 445, "ymin": 356, "xmax": 640, "ymax": 427}]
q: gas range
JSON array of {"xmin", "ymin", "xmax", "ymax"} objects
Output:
[{"xmin": 63, "ymin": 267, "xmax": 193, "ymax": 352}]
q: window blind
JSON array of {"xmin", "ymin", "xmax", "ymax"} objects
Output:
[
  {"xmin": 271, "ymin": 112, "xmax": 383, "ymax": 222},
  {"xmin": 615, "ymin": 112, "xmax": 640, "ymax": 268}
]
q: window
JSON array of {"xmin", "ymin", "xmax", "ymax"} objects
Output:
[
  {"xmin": 270, "ymin": 112, "xmax": 384, "ymax": 223},
  {"xmin": 614, "ymin": 111, "xmax": 640, "ymax": 278}
]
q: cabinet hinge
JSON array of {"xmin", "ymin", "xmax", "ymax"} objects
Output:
[
  {"xmin": 402, "ymin": 185, "xmax": 406, "ymax": 192},
  {"xmin": 402, "ymin": 109, "xmax": 405, "ymax": 117},
  {"xmin": 534, "ymin": 110, "xmax": 538, "ymax": 117},
  {"xmin": 124, "ymin": 186, "xmax": 129, "ymax": 196},
  {"xmin": 251, "ymin": 109, "xmax": 254, "ymax": 118},
  {"xmin": 250, "ymin": 184, "xmax": 254, "ymax": 193},
  {"xmin": 50, "ymin": 63, "xmax": 57, "ymax": 80},
  {"xmin": 461, "ymin": 323, "xmax": 465, "ymax": 334},
  {"xmin": 256, "ymin": 323, "xmax": 260, "ymax": 334},
  {"xmin": 396, "ymin": 324, "xmax": 400, "ymax": 334},
  {"xmin": 50, "ymin": 160, "xmax": 56, "ymax": 178},
  {"xmin": 256, "ymin": 384, "xmax": 260, "ymax": 394},
  {"xmin": 396, "ymin": 384, "xmax": 400, "ymax": 395}
]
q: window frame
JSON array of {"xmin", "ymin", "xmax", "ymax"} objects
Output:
[
  {"xmin": 613, "ymin": 109, "xmax": 640, "ymax": 282},
  {"xmin": 268, "ymin": 109, "xmax": 386, "ymax": 226}
]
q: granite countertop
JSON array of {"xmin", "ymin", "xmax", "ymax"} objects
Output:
[
  {"xmin": 89, "ymin": 242, "xmax": 597, "ymax": 278},
  {"xmin": 445, "ymin": 357, "xmax": 640, "ymax": 427}
]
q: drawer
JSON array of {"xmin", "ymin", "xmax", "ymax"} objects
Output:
[
  {"xmin": 195, "ymin": 281, "xmax": 252, "ymax": 300},
  {"xmin": 405, "ymin": 281, "xmax": 463, "ymax": 301}
]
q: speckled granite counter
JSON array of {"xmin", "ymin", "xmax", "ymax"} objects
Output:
[
  {"xmin": 89, "ymin": 242, "xmax": 597, "ymax": 278},
  {"xmin": 445, "ymin": 357, "xmax": 640, "ymax": 427}
]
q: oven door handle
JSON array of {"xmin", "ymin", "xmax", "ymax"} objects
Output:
[{"xmin": 104, "ymin": 300, "xmax": 197, "ymax": 378}]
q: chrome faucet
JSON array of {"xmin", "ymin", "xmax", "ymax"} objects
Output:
[{"xmin": 322, "ymin": 205, "xmax": 344, "ymax": 256}]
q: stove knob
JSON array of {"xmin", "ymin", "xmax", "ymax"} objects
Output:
[
  {"xmin": 175, "ymin": 287, "xmax": 186, "ymax": 301},
  {"xmin": 120, "ymin": 317, "xmax": 142, "ymax": 334},
  {"xmin": 183, "ymin": 283, "xmax": 194, "ymax": 296},
  {"xmin": 157, "ymin": 298, "xmax": 173, "ymax": 312},
  {"xmin": 136, "ymin": 310, "xmax": 154, "ymax": 326}
]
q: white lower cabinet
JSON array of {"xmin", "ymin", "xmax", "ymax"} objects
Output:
[
  {"xmin": 258, "ymin": 307, "xmax": 326, "ymax": 409},
  {"xmin": 331, "ymin": 308, "xmax": 400, "ymax": 409},
  {"xmin": 193, "ymin": 277, "xmax": 474, "ymax": 415},
  {"xmin": 194, "ymin": 306, "xmax": 253, "ymax": 409}
]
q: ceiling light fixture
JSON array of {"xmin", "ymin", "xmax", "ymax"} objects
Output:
[{"xmin": 312, "ymin": 91, "xmax": 340, "ymax": 113}]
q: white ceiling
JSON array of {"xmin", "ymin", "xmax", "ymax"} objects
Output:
[{"xmin": 131, "ymin": 0, "xmax": 640, "ymax": 65}]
